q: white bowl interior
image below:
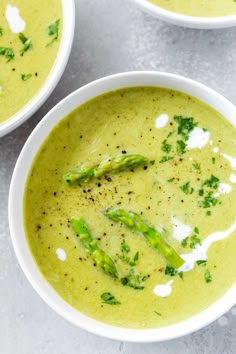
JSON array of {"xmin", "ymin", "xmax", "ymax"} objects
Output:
[
  {"xmin": 9, "ymin": 71, "xmax": 236, "ymax": 342},
  {"xmin": 0, "ymin": 0, "xmax": 75, "ymax": 137},
  {"xmin": 131, "ymin": 0, "xmax": 236, "ymax": 29}
]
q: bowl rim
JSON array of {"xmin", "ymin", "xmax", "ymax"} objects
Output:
[
  {"xmin": 131, "ymin": 0, "xmax": 236, "ymax": 29},
  {"xmin": 0, "ymin": 0, "xmax": 75, "ymax": 137},
  {"xmin": 8, "ymin": 71, "xmax": 236, "ymax": 342}
]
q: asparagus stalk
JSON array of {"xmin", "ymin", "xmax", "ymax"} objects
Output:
[
  {"xmin": 104, "ymin": 208, "xmax": 184, "ymax": 269},
  {"xmin": 71, "ymin": 217, "xmax": 118, "ymax": 278},
  {"xmin": 64, "ymin": 154, "xmax": 149, "ymax": 186}
]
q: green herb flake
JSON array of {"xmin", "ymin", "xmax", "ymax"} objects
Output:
[
  {"xmin": 133, "ymin": 251, "xmax": 139, "ymax": 262},
  {"xmin": 181, "ymin": 237, "xmax": 188, "ymax": 248},
  {"xmin": 174, "ymin": 115, "xmax": 198, "ymax": 140},
  {"xmin": 178, "ymin": 271, "xmax": 184, "ymax": 279},
  {"xmin": 0, "ymin": 47, "xmax": 15, "ymax": 62},
  {"xmin": 0, "ymin": 28, "xmax": 3, "ymax": 36},
  {"xmin": 154, "ymin": 311, "xmax": 162, "ymax": 316},
  {"xmin": 198, "ymin": 189, "xmax": 204, "ymax": 196},
  {"xmin": 18, "ymin": 33, "xmax": 32, "ymax": 56},
  {"xmin": 167, "ymin": 177, "xmax": 175, "ymax": 183},
  {"xmin": 161, "ymin": 139, "xmax": 172, "ymax": 153},
  {"xmin": 212, "ymin": 157, "xmax": 216, "ymax": 164},
  {"xmin": 196, "ymin": 260, "xmax": 207, "ymax": 266},
  {"xmin": 179, "ymin": 181, "xmax": 194, "ymax": 195},
  {"xmin": 204, "ymin": 269, "xmax": 212, "ymax": 283},
  {"xmin": 189, "ymin": 235, "xmax": 201, "ymax": 249},
  {"xmin": 206, "ymin": 210, "xmax": 211, "ymax": 216},
  {"xmin": 47, "ymin": 19, "xmax": 60, "ymax": 46},
  {"xmin": 21, "ymin": 74, "xmax": 32, "ymax": 81},
  {"xmin": 176, "ymin": 140, "xmax": 186, "ymax": 155},
  {"xmin": 194, "ymin": 227, "xmax": 199, "ymax": 234},
  {"xmin": 150, "ymin": 160, "xmax": 155, "ymax": 165},
  {"xmin": 192, "ymin": 162, "xmax": 201, "ymax": 172},
  {"xmin": 121, "ymin": 269, "xmax": 146, "ymax": 290},
  {"xmin": 159, "ymin": 156, "xmax": 174, "ymax": 163},
  {"xmin": 121, "ymin": 240, "xmax": 130, "ymax": 254},
  {"xmin": 202, "ymin": 175, "xmax": 220, "ymax": 190},
  {"xmin": 101, "ymin": 292, "xmax": 120, "ymax": 305},
  {"xmin": 165, "ymin": 265, "xmax": 177, "ymax": 277},
  {"xmin": 200, "ymin": 191, "xmax": 218, "ymax": 208}
]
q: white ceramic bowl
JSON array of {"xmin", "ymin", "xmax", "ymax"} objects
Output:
[
  {"xmin": 0, "ymin": 0, "xmax": 75, "ymax": 138},
  {"xmin": 131, "ymin": 0, "xmax": 236, "ymax": 29},
  {"xmin": 9, "ymin": 71, "xmax": 236, "ymax": 342}
]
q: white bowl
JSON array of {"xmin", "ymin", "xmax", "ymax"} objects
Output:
[
  {"xmin": 131, "ymin": 0, "xmax": 236, "ymax": 29},
  {"xmin": 9, "ymin": 71, "xmax": 236, "ymax": 342},
  {"xmin": 0, "ymin": 0, "xmax": 75, "ymax": 138}
]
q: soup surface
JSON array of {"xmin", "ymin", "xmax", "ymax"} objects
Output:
[
  {"xmin": 0, "ymin": 0, "xmax": 62, "ymax": 124},
  {"xmin": 24, "ymin": 87, "xmax": 236, "ymax": 329},
  {"xmin": 149, "ymin": 0, "xmax": 236, "ymax": 17}
]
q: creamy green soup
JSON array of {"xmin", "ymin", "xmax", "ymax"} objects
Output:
[
  {"xmin": 24, "ymin": 87, "xmax": 236, "ymax": 329},
  {"xmin": 149, "ymin": 0, "xmax": 236, "ymax": 17},
  {"xmin": 0, "ymin": 0, "xmax": 62, "ymax": 124}
]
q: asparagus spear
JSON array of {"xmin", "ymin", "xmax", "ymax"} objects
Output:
[
  {"xmin": 104, "ymin": 208, "xmax": 184, "ymax": 269},
  {"xmin": 64, "ymin": 154, "xmax": 149, "ymax": 186},
  {"xmin": 71, "ymin": 217, "xmax": 118, "ymax": 278}
]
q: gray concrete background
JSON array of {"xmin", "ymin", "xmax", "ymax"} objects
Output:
[{"xmin": 0, "ymin": 0, "xmax": 236, "ymax": 353}]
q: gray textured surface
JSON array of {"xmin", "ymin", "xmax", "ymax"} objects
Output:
[{"xmin": 0, "ymin": 0, "xmax": 236, "ymax": 353}]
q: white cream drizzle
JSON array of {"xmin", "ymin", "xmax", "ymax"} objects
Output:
[
  {"xmin": 186, "ymin": 127, "xmax": 210, "ymax": 150},
  {"xmin": 155, "ymin": 114, "xmax": 169, "ymax": 128},
  {"xmin": 153, "ymin": 280, "xmax": 174, "ymax": 298},
  {"xmin": 213, "ymin": 147, "xmax": 219, "ymax": 153},
  {"xmin": 230, "ymin": 173, "xmax": 236, "ymax": 183},
  {"xmin": 218, "ymin": 182, "xmax": 232, "ymax": 195},
  {"xmin": 172, "ymin": 216, "xmax": 192, "ymax": 243},
  {"xmin": 5, "ymin": 4, "xmax": 26, "ymax": 33},
  {"xmin": 56, "ymin": 248, "xmax": 67, "ymax": 262},
  {"xmin": 222, "ymin": 153, "xmax": 236, "ymax": 170},
  {"xmin": 178, "ymin": 221, "xmax": 236, "ymax": 273}
]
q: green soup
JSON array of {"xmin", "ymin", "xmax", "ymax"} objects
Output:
[
  {"xmin": 24, "ymin": 87, "xmax": 236, "ymax": 329},
  {"xmin": 0, "ymin": 0, "xmax": 62, "ymax": 124},
  {"xmin": 149, "ymin": 0, "xmax": 236, "ymax": 17}
]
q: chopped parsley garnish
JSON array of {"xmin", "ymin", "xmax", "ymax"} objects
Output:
[
  {"xmin": 192, "ymin": 162, "xmax": 201, "ymax": 172},
  {"xmin": 204, "ymin": 269, "xmax": 212, "ymax": 283},
  {"xmin": 179, "ymin": 181, "xmax": 194, "ymax": 195},
  {"xmin": 133, "ymin": 251, "xmax": 139, "ymax": 262},
  {"xmin": 194, "ymin": 227, "xmax": 199, "ymax": 234},
  {"xmin": 165, "ymin": 265, "xmax": 183, "ymax": 279},
  {"xmin": 0, "ymin": 47, "xmax": 15, "ymax": 62},
  {"xmin": 198, "ymin": 189, "xmax": 204, "ymax": 196},
  {"xmin": 47, "ymin": 19, "xmax": 60, "ymax": 46},
  {"xmin": 161, "ymin": 139, "xmax": 172, "ymax": 153},
  {"xmin": 150, "ymin": 160, "xmax": 155, "ymax": 165},
  {"xmin": 202, "ymin": 175, "xmax": 220, "ymax": 190},
  {"xmin": 181, "ymin": 237, "xmax": 188, "ymax": 247},
  {"xmin": 167, "ymin": 177, "xmax": 175, "ymax": 183},
  {"xmin": 121, "ymin": 269, "xmax": 146, "ymax": 290},
  {"xmin": 121, "ymin": 240, "xmax": 130, "ymax": 253},
  {"xmin": 199, "ymin": 191, "xmax": 218, "ymax": 208},
  {"xmin": 196, "ymin": 260, "xmax": 207, "ymax": 266},
  {"xmin": 21, "ymin": 74, "xmax": 32, "ymax": 81},
  {"xmin": 101, "ymin": 292, "xmax": 120, "ymax": 305},
  {"xmin": 0, "ymin": 28, "xmax": 3, "ymax": 36},
  {"xmin": 176, "ymin": 140, "xmax": 186, "ymax": 155},
  {"xmin": 206, "ymin": 210, "xmax": 211, "ymax": 216},
  {"xmin": 18, "ymin": 33, "xmax": 32, "ymax": 56},
  {"xmin": 154, "ymin": 311, "xmax": 162, "ymax": 316},
  {"xmin": 212, "ymin": 157, "xmax": 216, "ymax": 164},
  {"xmin": 174, "ymin": 115, "xmax": 198, "ymax": 140},
  {"xmin": 119, "ymin": 240, "xmax": 139, "ymax": 266},
  {"xmin": 189, "ymin": 235, "xmax": 201, "ymax": 249},
  {"xmin": 165, "ymin": 265, "xmax": 177, "ymax": 276},
  {"xmin": 159, "ymin": 156, "xmax": 173, "ymax": 163}
]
